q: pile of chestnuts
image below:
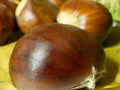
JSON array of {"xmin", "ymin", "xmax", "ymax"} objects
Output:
[{"xmin": 0, "ymin": 0, "xmax": 114, "ymax": 90}]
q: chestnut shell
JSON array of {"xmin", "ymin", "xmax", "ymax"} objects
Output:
[
  {"xmin": 0, "ymin": 0, "xmax": 17, "ymax": 14},
  {"xmin": 9, "ymin": 23, "xmax": 106, "ymax": 90},
  {"xmin": 0, "ymin": 2, "xmax": 14, "ymax": 45},
  {"xmin": 57, "ymin": 0, "xmax": 113, "ymax": 42},
  {"xmin": 16, "ymin": 0, "xmax": 58, "ymax": 33},
  {"xmin": 49, "ymin": 0, "xmax": 67, "ymax": 9}
]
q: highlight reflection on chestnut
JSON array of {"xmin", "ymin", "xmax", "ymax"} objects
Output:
[{"xmin": 9, "ymin": 23, "xmax": 106, "ymax": 90}]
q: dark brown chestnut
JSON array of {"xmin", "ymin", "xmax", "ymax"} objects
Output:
[
  {"xmin": 9, "ymin": 23, "xmax": 106, "ymax": 90},
  {"xmin": 0, "ymin": 2, "xmax": 14, "ymax": 45},
  {"xmin": 15, "ymin": 0, "xmax": 58, "ymax": 33},
  {"xmin": 57, "ymin": 0, "xmax": 113, "ymax": 42}
]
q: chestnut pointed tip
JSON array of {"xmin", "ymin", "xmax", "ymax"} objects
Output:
[
  {"xmin": 71, "ymin": 66, "xmax": 96, "ymax": 90},
  {"xmin": 71, "ymin": 65, "xmax": 106, "ymax": 90}
]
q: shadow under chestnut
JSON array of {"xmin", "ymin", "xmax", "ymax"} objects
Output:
[
  {"xmin": 95, "ymin": 57, "xmax": 119, "ymax": 89},
  {"xmin": 6, "ymin": 28, "xmax": 24, "ymax": 44}
]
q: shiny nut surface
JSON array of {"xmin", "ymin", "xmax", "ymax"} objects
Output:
[{"xmin": 10, "ymin": 23, "xmax": 106, "ymax": 90}]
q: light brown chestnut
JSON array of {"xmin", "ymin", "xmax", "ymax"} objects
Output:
[
  {"xmin": 57, "ymin": 0, "xmax": 113, "ymax": 42},
  {"xmin": 0, "ymin": 2, "xmax": 14, "ymax": 45},
  {"xmin": 48, "ymin": 0, "xmax": 68, "ymax": 9},
  {"xmin": 9, "ymin": 23, "xmax": 106, "ymax": 90},
  {"xmin": 15, "ymin": 0, "xmax": 58, "ymax": 33}
]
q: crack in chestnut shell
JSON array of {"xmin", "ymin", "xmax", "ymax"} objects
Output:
[
  {"xmin": 9, "ymin": 23, "xmax": 106, "ymax": 90},
  {"xmin": 57, "ymin": 0, "xmax": 113, "ymax": 42}
]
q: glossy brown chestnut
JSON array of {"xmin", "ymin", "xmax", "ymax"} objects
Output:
[
  {"xmin": 49, "ymin": 0, "xmax": 68, "ymax": 9},
  {"xmin": 15, "ymin": 0, "xmax": 58, "ymax": 33},
  {"xmin": 0, "ymin": 0, "xmax": 18, "ymax": 14},
  {"xmin": 0, "ymin": 2, "xmax": 14, "ymax": 45},
  {"xmin": 57, "ymin": 0, "xmax": 113, "ymax": 42},
  {"xmin": 9, "ymin": 23, "xmax": 106, "ymax": 90}
]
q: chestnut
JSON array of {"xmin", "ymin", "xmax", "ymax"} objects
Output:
[
  {"xmin": 15, "ymin": 0, "xmax": 58, "ymax": 33},
  {"xmin": 48, "ymin": 0, "xmax": 68, "ymax": 9},
  {"xmin": 0, "ymin": 0, "xmax": 19, "ymax": 14},
  {"xmin": 0, "ymin": 2, "xmax": 14, "ymax": 45},
  {"xmin": 4, "ymin": 0, "xmax": 17, "ymax": 14},
  {"xmin": 57, "ymin": 0, "xmax": 113, "ymax": 42},
  {"xmin": 9, "ymin": 23, "xmax": 106, "ymax": 90}
]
